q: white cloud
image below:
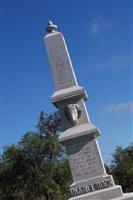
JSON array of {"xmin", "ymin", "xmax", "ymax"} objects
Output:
[
  {"xmin": 88, "ymin": 54, "xmax": 132, "ymax": 71},
  {"xmin": 103, "ymin": 102, "xmax": 133, "ymax": 113},
  {"xmin": 89, "ymin": 17, "xmax": 114, "ymax": 35}
]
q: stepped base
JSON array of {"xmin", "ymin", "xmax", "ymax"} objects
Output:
[
  {"xmin": 69, "ymin": 185, "xmax": 123, "ymax": 200},
  {"xmin": 113, "ymin": 193, "xmax": 133, "ymax": 200},
  {"xmin": 69, "ymin": 186, "xmax": 133, "ymax": 200}
]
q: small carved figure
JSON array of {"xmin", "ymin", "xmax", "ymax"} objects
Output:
[
  {"xmin": 65, "ymin": 104, "xmax": 82, "ymax": 125},
  {"xmin": 55, "ymin": 56, "xmax": 67, "ymax": 81}
]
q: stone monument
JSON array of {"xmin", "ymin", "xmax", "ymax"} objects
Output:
[{"xmin": 44, "ymin": 21, "xmax": 133, "ymax": 200}]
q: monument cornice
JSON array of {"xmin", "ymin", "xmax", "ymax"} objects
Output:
[
  {"xmin": 59, "ymin": 123, "xmax": 100, "ymax": 143},
  {"xmin": 51, "ymin": 85, "xmax": 88, "ymax": 106}
]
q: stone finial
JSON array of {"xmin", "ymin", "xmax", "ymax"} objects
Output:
[{"xmin": 46, "ymin": 21, "xmax": 58, "ymax": 33}]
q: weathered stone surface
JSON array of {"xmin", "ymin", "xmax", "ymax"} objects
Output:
[
  {"xmin": 45, "ymin": 32, "xmax": 78, "ymax": 90},
  {"xmin": 66, "ymin": 138, "xmax": 105, "ymax": 182}
]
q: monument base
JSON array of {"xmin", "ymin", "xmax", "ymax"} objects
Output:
[
  {"xmin": 69, "ymin": 186, "xmax": 133, "ymax": 200},
  {"xmin": 113, "ymin": 193, "xmax": 133, "ymax": 200}
]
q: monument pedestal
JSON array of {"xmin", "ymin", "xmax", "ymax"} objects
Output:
[
  {"xmin": 59, "ymin": 124, "xmax": 131, "ymax": 200},
  {"xmin": 44, "ymin": 21, "xmax": 133, "ymax": 200},
  {"xmin": 62, "ymin": 128, "xmax": 133, "ymax": 200}
]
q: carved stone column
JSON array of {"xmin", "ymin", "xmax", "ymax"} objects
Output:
[{"xmin": 44, "ymin": 21, "xmax": 133, "ymax": 200}]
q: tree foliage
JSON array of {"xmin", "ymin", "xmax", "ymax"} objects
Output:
[
  {"xmin": 109, "ymin": 143, "xmax": 133, "ymax": 192},
  {"xmin": 0, "ymin": 111, "xmax": 132, "ymax": 199},
  {"xmin": 0, "ymin": 112, "xmax": 72, "ymax": 200}
]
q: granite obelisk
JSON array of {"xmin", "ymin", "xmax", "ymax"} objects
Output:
[{"xmin": 44, "ymin": 21, "xmax": 133, "ymax": 200}]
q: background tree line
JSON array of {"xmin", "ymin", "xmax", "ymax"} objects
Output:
[{"xmin": 0, "ymin": 112, "xmax": 133, "ymax": 199}]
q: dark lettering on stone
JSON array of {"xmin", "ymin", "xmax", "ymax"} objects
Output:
[{"xmin": 70, "ymin": 178, "xmax": 113, "ymax": 197}]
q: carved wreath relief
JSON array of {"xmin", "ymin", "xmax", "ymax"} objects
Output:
[{"xmin": 65, "ymin": 104, "xmax": 82, "ymax": 126}]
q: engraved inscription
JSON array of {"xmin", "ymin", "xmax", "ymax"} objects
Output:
[
  {"xmin": 70, "ymin": 177, "xmax": 114, "ymax": 197},
  {"xmin": 67, "ymin": 139, "xmax": 105, "ymax": 181}
]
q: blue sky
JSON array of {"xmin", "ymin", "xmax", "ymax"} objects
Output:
[{"xmin": 0, "ymin": 1, "xmax": 133, "ymax": 163}]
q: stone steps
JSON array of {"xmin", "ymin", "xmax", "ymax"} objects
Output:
[{"xmin": 112, "ymin": 193, "xmax": 133, "ymax": 200}]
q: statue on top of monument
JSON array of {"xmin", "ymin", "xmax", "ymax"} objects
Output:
[{"xmin": 46, "ymin": 21, "xmax": 58, "ymax": 33}]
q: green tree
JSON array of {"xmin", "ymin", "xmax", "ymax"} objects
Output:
[
  {"xmin": 109, "ymin": 143, "xmax": 133, "ymax": 192},
  {"xmin": 0, "ymin": 112, "xmax": 72, "ymax": 200}
]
